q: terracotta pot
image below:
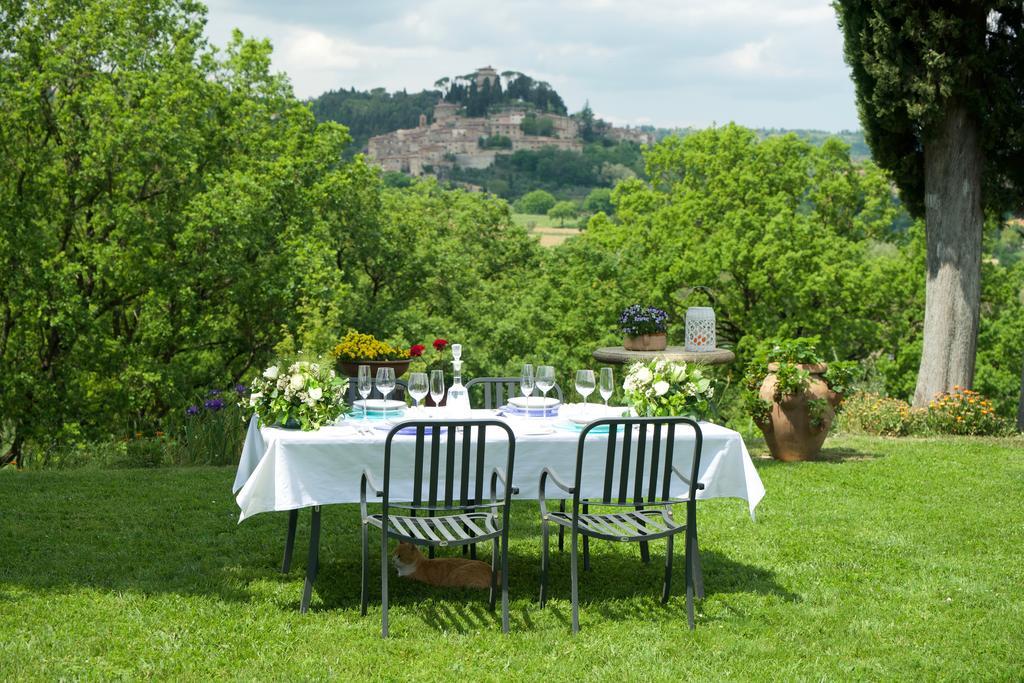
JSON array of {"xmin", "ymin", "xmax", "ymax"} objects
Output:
[
  {"xmin": 623, "ymin": 332, "xmax": 668, "ymax": 351},
  {"xmin": 336, "ymin": 358, "xmax": 412, "ymax": 379},
  {"xmin": 756, "ymin": 363, "xmax": 841, "ymax": 461}
]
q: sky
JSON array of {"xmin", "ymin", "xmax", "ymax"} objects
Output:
[{"xmin": 202, "ymin": 0, "xmax": 862, "ymax": 132}]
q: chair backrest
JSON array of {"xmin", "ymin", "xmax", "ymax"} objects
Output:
[
  {"xmin": 574, "ymin": 417, "xmax": 702, "ymax": 507},
  {"xmin": 465, "ymin": 376, "xmax": 564, "ymax": 409},
  {"xmin": 382, "ymin": 420, "xmax": 516, "ymax": 514},
  {"xmin": 345, "ymin": 378, "xmax": 408, "ymax": 405}
]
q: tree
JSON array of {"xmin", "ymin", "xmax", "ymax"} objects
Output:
[
  {"xmin": 583, "ymin": 188, "xmax": 614, "ymax": 215},
  {"xmin": 513, "ymin": 190, "xmax": 557, "ymax": 215},
  {"xmin": 834, "ymin": 2, "xmax": 1024, "ymax": 407},
  {"xmin": 548, "ymin": 201, "xmax": 579, "ymax": 226},
  {"xmin": 0, "ymin": 0, "xmax": 364, "ymax": 465}
]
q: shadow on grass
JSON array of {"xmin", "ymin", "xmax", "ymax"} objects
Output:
[
  {"xmin": 314, "ymin": 540, "xmax": 798, "ymax": 634},
  {"xmin": 750, "ymin": 445, "xmax": 884, "ymax": 468}
]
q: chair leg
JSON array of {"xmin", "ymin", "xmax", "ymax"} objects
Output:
[
  {"xmin": 684, "ymin": 528, "xmax": 695, "ymax": 631},
  {"xmin": 539, "ymin": 520, "xmax": 550, "ymax": 607},
  {"xmin": 300, "ymin": 506, "xmax": 320, "ymax": 614},
  {"xmin": 582, "ymin": 502, "xmax": 590, "ymax": 571},
  {"xmin": 501, "ymin": 531, "xmax": 511, "ymax": 633},
  {"xmin": 381, "ymin": 527, "xmax": 390, "ymax": 638},
  {"xmin": 662, "ymin": 534, "xmax": 674, "ymax": 604},
  {"xmin": 281, "ymin": 509, "xmax": 298, "ymax": 573},
  {"xmin": 360, "ymin": 520, "xmax": 369, "ymax": 616},
  {"xmin": 489, "ymin": 535, "xmax": 499, "ymax": 611},
  {"xmin": 558, "ymin": 499, "xmax": 565, "ymax": 551},
  {"xmin": 691, "ymin": 525, "xmax": 705, "ymax": 599},
  {"xmin": 570, "ymin": 528, "xmax": 580, "ymax": 634}
]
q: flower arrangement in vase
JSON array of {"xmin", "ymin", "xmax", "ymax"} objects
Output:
[
  {"xmin": 331, "ymin": 330, "xmax": 412, "ymax": 378},
  {"xmin": 245, "ymin": 359, "xmax": 349, "ymax": 430},
  {"xmin": 622, "ymin": 359, "xmax": 714, "ymax": 419},
  {"xmin": 619, "ymin": 304, "xmax": 669, "ymax": 351}
]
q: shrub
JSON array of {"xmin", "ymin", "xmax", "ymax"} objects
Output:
[
  {"xmin": 835, "ymin": 392, "xmax": 926, "ymax": 436},
  {"xmin": 925, "ymin": 387, "xmax": 1015, "ymax": 436},
  {"xmin": 174, "ymin": 387, "xmax": 250, "ymax": 465}
]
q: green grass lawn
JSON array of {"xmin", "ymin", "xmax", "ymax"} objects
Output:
[{"xmin": 2, "ymin": 436, "xmax": 1023, "ymax": 680}]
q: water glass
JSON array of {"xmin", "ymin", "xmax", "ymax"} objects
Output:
[
  {"xmin": 376, "ymin": 367, "xmax": 396, "ymax": 420},
  {"xmin": 521, "ymin": 364, "xmax": 535, "ymax": 412},
  {"xmin": 429, "ymin": 369, "xmax": 445, "ymax": 407},
  {"xmin": 358, "ymin": 365, "xmax": 372, "ymax": 424},
  {"xmin": 536, "ymin": 365, "xmax": 555, "ymax": 416},
  {"xmin": 599, "ymin": 367, "xmax": 614, "ymax": 409},
  {"xmin": 408, "ymin": 372, "xmax": 428, "ymax": 413},
  {"xmin": 575, "ymin": 369, "xmax": 596, "ymax": 409}
]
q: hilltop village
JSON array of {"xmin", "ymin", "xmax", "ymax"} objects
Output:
[{"xmin": 367, "ymin": 66, "xmax": 653, "ymax": 176}]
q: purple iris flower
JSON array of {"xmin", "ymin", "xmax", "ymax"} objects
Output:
[
  {"xmin": 205, "ymin": 398, "xmax": 225, "ymax": 412},
  {"xmin": 234, "ymin": 383, "xmax": 248, "ymax": 395},
  {"xmin": 186, "ymin": 405, "xmax": 200, "ymax": 416},
  {"xmin": 208, "ymin": 388, "xmax": 222, "ymax": 397}
]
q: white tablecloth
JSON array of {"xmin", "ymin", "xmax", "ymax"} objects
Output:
[{"xmin": 233, "ymin": 409, "xmax": 765, "ymax": 522}]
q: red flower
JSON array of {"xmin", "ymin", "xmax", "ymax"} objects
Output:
[
  {"xmin": 433, "ymin": 338, "xmax": 448, "ymax": 351},
  {"xmin": 409, "ymin": 344, "xmax": 425, "ymax": 357}
]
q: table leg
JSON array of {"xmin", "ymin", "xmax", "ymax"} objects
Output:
[
  {"xmin": 300, "ymin": 506, "xmax": 321, "ymax": 613},
  {"xmin": 281, "ymin": 509, "xmax": 299, "ymax": 573}
]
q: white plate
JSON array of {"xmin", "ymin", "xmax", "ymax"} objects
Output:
[
  {"xmin": 508, "ymin": 396, "xmax": 560, "ymax": 409},
  {"xmin": 354, "ymin": 399, "xmax": 406, "ymax": 411}
]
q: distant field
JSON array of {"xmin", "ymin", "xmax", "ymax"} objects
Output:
[{"xmin": 512, "ymin": 213, "xmax": 582, "ymax": 247}]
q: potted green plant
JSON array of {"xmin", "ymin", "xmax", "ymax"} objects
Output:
[
  {"xmin": 331, "ymin": 330, "xmax": 412, "ymax": 378},
  {"xmin": 622, "ymin": 359, "xmax": 714, "ymax": 418},
  {"xmin": 743, "ymin": 337, "xmax": 857, "ymax": 461},
  {"xmin": 619, "ymin": 304, "xmax": 669, "ymax": 351},
  {"xmin": 245, "ymin": 358, "xmax": 349, "ymax": 430}
]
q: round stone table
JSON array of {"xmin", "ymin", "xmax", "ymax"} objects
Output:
[{"xmin": 593, "ymin": 345, "xmax": 736, "ymax": 366}]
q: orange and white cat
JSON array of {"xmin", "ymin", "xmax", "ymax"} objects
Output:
[{"xmin": 392, "ymin": 542, "xmax": 496, "ymax": 589}]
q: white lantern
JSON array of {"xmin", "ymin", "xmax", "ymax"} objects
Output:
[{"xmin": 684, "ymin": 307, "xmax": 716, "ymax": 352}]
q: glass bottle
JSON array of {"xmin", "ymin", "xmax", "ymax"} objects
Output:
[{"xmin": 446, "ymin": 343, "xmax": 471, "ymax": 415}]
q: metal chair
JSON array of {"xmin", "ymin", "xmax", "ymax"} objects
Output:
[
  {"xmin": 360, "ymin": 420, "xmax": 518, "ymax": 637},
  {"xmin": 538, "ymin": 416, "xmax": 705, "ymax": 632},
  {"xmin": 465, "ymin": 376, "xmax": 563, "ymax": 409}
]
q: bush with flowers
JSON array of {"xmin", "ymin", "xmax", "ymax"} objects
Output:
[
  {"xmin": 926, "ymin": 386, "xmax": 1014, "ymax": 436},
  {"xmin": 622, "ymin": 359, "xmax": 714, "ymax": 418},
  {"xmin": 245, "ymin": 359, "xmax": 349, "ymax": 430},
  {"xmin": 835, "ymin": 392, "xmax": 927, "ymax": 436},
  {"xmin": 408, "ymin": 338, "xmax": 450, "ymax": 374},
  {"xmin": 331, "ymin": 330, "xmax": 410, "ymax": 362}
]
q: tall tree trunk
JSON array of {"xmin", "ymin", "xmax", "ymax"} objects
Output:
[{"xmin": 913, "ymin": 100, "xmax": 984, "ymax": 408}]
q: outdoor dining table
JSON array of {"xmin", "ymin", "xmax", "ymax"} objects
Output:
[
  {"xmin": 232, "ymin": 406, "xmax": 766, "ymax": 611},
  {"xmin": 233, "ymin": 408, "xmax": 765, "ymax": 520}
]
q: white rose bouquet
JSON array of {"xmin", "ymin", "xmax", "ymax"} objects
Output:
[
  {"xmin": 622, "ymin": 359, "xmax": 714, "ymax": 419},
  {"xmin": 244, "ymin": 358, "xmax": 349, "ymax": 430}
]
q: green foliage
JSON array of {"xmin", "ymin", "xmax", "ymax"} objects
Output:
[
  {"xmin": 547, "ymin": 200, "xmax": 578, "ymax": 226},
  {"xmin": 439, "ymin": 71, "xmax": 567, "ymax": 116},
  {"xmin": 513, "ymin": 189, "xmax": 557, "ymax": 215},
  {"xmin": 807, "ymin": 398, "xmax": 829, "ymax": 429},
  {"xmin": 766, "ymin": 338, "xmax": 826, "ymax": 365},
  {"xmin": 309, "ymin": 87, "xmax": 439, "ymax": 156},
  {"xmin": 836, "ymin": 392, "xmax": 926, "ymax": 436},
  {"xmin": 824, "ymin": 361, "xmax": 860, "ymax": 397},
  {"xmin": 771, "ymin": 364, "xmax": 812, "ymax": 399},
  {"xmin": 519, "ymin": 114, "xmax": 556, "ymax": 136},
  {"xmin": 834, "ymin": 2, "xmax": 1024, "ymax": 217},
  {"xmin": 583, "ymin": 188, "xmax": 614, "ymax": 215},
  {"xmin": 478, "ymin": 134, "xmax": 512, "ymax": 149}
]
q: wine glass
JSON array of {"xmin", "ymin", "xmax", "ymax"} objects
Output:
[
  {"xmin": 408, "ymin": 372, "xmax": 428, "ymax": 413},
  {"xmin": 536, "ymin": 365, "xmax": 555, "ymax": 417},
  {"xmin": 521, "ymin": 364, "xmax": 535, "ymax": 414},
  {"xmin": 575, "ymin": 369, "xmax": 595, "ymax": 412},
  {"xmin": 376, "ymin": 367, "xmax": 396, "ymax": 420},
  {"xmin": 599, "ymin": 367, "xmax": 614, "ymax": 411},
  {"xmin": 430, "ymin": 369, "xmax": 445, "ymax": 408},
  {"xmin": 358, "ymin": 365, "xmax": 372, "ymax": 426}
]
